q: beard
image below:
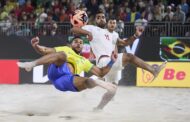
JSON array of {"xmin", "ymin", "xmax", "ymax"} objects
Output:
[
  {"xmin": 72, "ymin": 48, "xmax": 81, "ymax": 54},
  {"xmin": 97, "ymin": 22, "xmax": 106, "ymax": 28}
]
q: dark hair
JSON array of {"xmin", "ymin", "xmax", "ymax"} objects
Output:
[
  {"xmin": 96, "ymin": 9, "xmax": 105, "ymax": 15},
  {"xmin": 71, "ymin": 36, "xmax": 83, "ymax": 42},
  {"xmin": 108, "ymin": 17, "xmax": 116, "ymax": 21}
]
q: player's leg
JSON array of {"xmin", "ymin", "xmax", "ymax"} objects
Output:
[
  {"xmin": 93, "ymin": 78, "xmax": 117, "ymax": 110},
  {"xmin": 73, "ymin": 76, "xmax": 117, "ymax": 109},
  {"xmin": 104, "ymin": 53, "xmax": 123, "ymax": 85},
  {"xmin": 122, "ymin": 52, "xmax": 166, "ymax": 80},
  {"xmin": 17, "ymin": 52, "xmax": 66, "ymax": 71}
]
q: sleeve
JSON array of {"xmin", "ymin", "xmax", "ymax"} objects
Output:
[
  {"xmin": 83, "ymin": 58, "xmax": 94, "ymax": 73},
  {"xmin": 82, "ymin": 25, "xmax": 94, "ymax": 32},
  {"xmin": 54, "ymin": 46, "xmax": 67, "ymax": 52}
]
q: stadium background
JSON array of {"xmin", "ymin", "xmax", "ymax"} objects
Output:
[{"xmin": 0, "ymin": 0, "xmax": 190, "ymax": 87}]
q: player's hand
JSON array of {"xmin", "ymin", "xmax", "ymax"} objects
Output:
[
  {"xmin": 87, "ymin": 32, "xmax": 93, "ymax": 41},
  {"xmin": 31, "ymin": 36, "xmax": 40, "ymax": 47},
  {"xmin": 31, "ymin": 36, "xmax": 45, "ymax": 52},
  {"xmin": 111, "ymin": 51, "xmax": 118, "ymax": 62},
  {"xmin": 135, "ymin": 26, "xmax": 144, "ymax": 37}
]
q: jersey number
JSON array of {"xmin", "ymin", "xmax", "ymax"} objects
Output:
[{"xmin": 105, "ymin": 34, "xmax": 110, "ymax": 40}]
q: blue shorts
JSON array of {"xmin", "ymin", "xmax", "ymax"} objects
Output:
[{"xmin": 47, "ymin": 63, "xmax": 78, "ymax": 92}]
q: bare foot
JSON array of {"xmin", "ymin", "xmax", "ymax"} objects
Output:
[
  {"xmin": 17, "ymin": 62, "xmax": 35, "ymax": 72},
  {"xmin": 152, "ymin": 61, "xmax": 167, "ymax": 82}
]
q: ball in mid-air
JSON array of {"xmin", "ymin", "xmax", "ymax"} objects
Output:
[{"xmin": 70, "ymin": 10, "xmax": 88, "ymax": 28}]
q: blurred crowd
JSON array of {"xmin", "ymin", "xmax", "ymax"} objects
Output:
[{"xmin": 0, "ymin": 0, "xmax": 190, "ymax": 36}]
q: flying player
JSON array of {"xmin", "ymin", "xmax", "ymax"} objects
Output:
[
  {"xmin": 71, "ymin": 10, "xmax": 167, "ymax": 109},
  {"xmin": 17, "ymin": 36, "xmax": 117, "ymax": 110}
]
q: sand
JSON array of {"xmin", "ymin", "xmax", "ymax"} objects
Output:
[{"xmin": 0, "ymin": 85, "xmax": 190, "ymax": 122}]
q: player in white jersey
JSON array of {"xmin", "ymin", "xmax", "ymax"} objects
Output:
[{"xmin": 71, "ymin": 10, "xmax": 166, "ymax": 110}]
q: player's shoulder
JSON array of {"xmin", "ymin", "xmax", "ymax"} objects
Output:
[
  {"xmin": 54, "ymin": 46, "xmax": 71, "ymax": 52},
  {"xmin": 113, "ymin": 31, "xmax": 119, "ymax": 35},
  {"xmin": 108, "ymin": 30, "xmax": 119, "ymax": 37},
  {"xmin": 55, "ymin": 46, "xmax": 69, "ymax": 49},
  {"xmin": 82, "ymin": 24, "xmax": 97, "ymax": 29}
]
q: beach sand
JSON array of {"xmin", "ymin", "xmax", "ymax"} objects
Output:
[{"xmin": 0, "ymin": 85, "xmax": 190, "ymax": 122}]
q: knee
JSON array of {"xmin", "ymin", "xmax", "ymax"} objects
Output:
[
  {"xmin": 107, "ymin": 85, "xmax": 117, "ymax": 96},
  {"xmin": 55, "ymin": 52, "xmax": 67, "ymax": 62},
  {"xmin": 85, "ymin": 78, "xmax": 96, "ymax": 89}
]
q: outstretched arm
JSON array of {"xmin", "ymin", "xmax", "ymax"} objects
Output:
[
  {"xmin": 70, "ymin": 27, "xmax": 93, "ymax": 41},
  {"xmin": 31, "ymin": 37, "xmax": 56, "ymax": 55},
  {"xmin": 90, "ymin": 52, "xmax": 117, "ymax": 77},
  {"xmin": 117, "ymin": 26, "xmax": 144, "ymax": 46}
]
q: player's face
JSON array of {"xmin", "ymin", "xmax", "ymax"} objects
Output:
[
  {"xmin": 95, "ymin": 13, "xmax": 106, "ymax": 28},
  {"xmin": 107, "ymin": 20, "xmax": 117, "ymax": 32},
  {"xmin": 71, "ymin": 38, "xmax": 83, "ymax": 54}
]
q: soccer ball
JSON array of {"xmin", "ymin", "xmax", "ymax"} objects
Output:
[{"xmin": 70, "ymin": 10, "xmax": 88, "ymax": 27}]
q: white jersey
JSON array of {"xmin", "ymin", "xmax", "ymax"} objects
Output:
[
  {"xmin": 111, "ymin": 30, "xmax": 119, "ymax": 45},
  {"xmin": 82, "ymin": 25, "xmax": 117, "ymax": 61}
]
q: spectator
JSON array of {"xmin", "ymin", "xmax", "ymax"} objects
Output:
[
  {"xmin": 123, "ymin": 1, "xmax": 130, "ymax": 14},
  {"xmin": 144, "ymin": 6, "xmax": 154, "ymax": 21},
  {"xmin": 77, "ymin": 2, "xmax": 87, "ymax": 11},
  {"xmin": 0, "ymin": 16, "xmax": 12, "ymax": 34},
  {"xmin": 173, "ymin": 5, "xmax": 186, "ymax": 24},
  {"xmin": 136, "ymin": 0, "xmax": 146, "ymax": 11},
  {"xmin": 180, "ymin": 0, "xmax": 189, "ymax": 15},
  {"xmin": 85, "ymin": 0, "xmax": 100, "ymax": 17},
  {"xmin": 153, "ymin": 5, "xmax": 163, "ymax": 22},
  {"xmin": 38, "ymin": 9, "xmax": 48, "ymax": 23},
  {"xmin": 0, "ymin": 9, "xmax": 9, "ymax": 20},
  {"xmin": 13, "ymin": 3, "xmax": 22, "ymax": 19},
  {"xmin": 157, "ymin": 0, "xmax": 165, "ymax": 18},
  {"xmin": 117, "ymin": 7, "xmax": 127, "ymax": 21},
  {"xmin": 22, "ymin": 0, "xmax": 34, "ymax": 14},
  {"xmin": 34, "ymin": 8, "xmax": 47, "ymax": 29},
  {"xmin": 8, "ymin": 10, "xmax": 18, "ymax": 24},
  {"xmin": 59, "ymin": 8, "xmax": 69, "ymax": 22},
  {"xmin": 34, "ymin": 5, "xmax": 44, "ymax": 17},
  {"xmin": 116, "ymin": 19, "xmax": 124, "ymax": 36},
  {"xmin": 66, "ymin": 2, "xmax": 76, "ymax": 16},
  {"xmin": 20, "ymin": 11, "xmax": 28, "ymax": 22},
  {"xmin": 107, "ymin": 2, "xmax": 115, "ymax": 19},
  {"xmin": 125, "ymin": 6, "xmax": 141, "ymax": 23},
  {"xmin": 163, "ymin": 6, "xmax": 174, "ymax": 21},
  {"xmin": 72, "ymin": 0, "xmax": 81, "ymax": 7},
  {"xmin": 28, "ymin": 13, "xmax": 36, "ymax": 22},
  {"xmin": 99, "ymin": 0, "xmax": 110, "ymax": 18},
  {"xmin": 18, "ymin": 0, "xmax": 26, "ymax": 6},
  {"xmin": 3, "ymin": 0, "xmax": 17, "ymax": 13},
  {"xmin": 135, "ymin": 10, "xmax": 148, "ymax": 28},
  {"xmin": 42, "ymin": 14, "xmax": 58, "ymax": 36},
  {"xmin": 52, "ymin": 7, "xmax": 60, "ymax": 22},
  {"xmin": 52, "ymin": 0, "xmax": 62, "ymax": 12}
]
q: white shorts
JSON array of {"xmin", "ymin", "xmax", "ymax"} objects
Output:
[{"xmin": 97, "ymin": 53, "xmax": 124, "ymax": 84}]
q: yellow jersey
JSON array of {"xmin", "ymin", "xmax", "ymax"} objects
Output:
[{"xmin": 55, "ymin": 46, "xmax": 94, "ymax": 74}]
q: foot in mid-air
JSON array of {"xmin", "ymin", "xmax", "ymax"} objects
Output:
[
  {"xmin": 17, "ymin": 62, "xmax": 35, "ymax": 72},
  {"xmin": 152, "ymin": 61, "xmax": 167, "ymax": 81}
]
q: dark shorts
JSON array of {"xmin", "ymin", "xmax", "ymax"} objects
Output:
[{"xmin": 47, "ymin": 63, "xmax": 78, "ymax": 92}]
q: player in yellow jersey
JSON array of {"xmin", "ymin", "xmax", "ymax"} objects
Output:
[{"xmin": 17, "ymin": 36, "xmax": 117, "ymax": 110}]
